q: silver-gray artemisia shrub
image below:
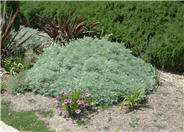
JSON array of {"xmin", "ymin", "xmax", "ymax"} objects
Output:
[
  {"xmin": 14, "ymin": 27, "xmax": 51, "ymax": 52},
  {"xmin": 25, "ymin": 37, "xmax": 157, "ymax": 105}
]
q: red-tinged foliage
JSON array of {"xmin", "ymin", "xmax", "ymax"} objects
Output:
[{"xmin": 40, "ymin": 9, "xmax": 99, "ymax": 46}]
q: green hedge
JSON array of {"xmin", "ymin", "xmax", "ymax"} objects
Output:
[
  {"xmin": 19, "ymin": 1, "xmax": 184, "ymax": 72},
  {"xmin": 25, "ymin": 37, "xmax": 157, "ymax": 105}
]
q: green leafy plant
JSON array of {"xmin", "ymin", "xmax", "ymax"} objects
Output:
[
  {"xmin": 55, "ymin": 89, "xmax": 95, "ymax": 117},
  {"xmin": 2, "ymin": 56, "xmax": 32, "ymax": 75},
  {"xmin": 119, "ymin": 89, "xmax": 144, "ymax": 108},
  {"xmin": 40, "ymin": 8, "xmax": 99, "ymax": 46},
  {"xmin": 25, "ymin": 37, "xmax": 157, "ymax": 105},
  {"xmin": 7, "ymin": 71, "xmax": 27, "ymax": 93}
]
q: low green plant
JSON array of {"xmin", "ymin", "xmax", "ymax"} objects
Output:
[
  {"xmin": 119, "ymin": 89, "xmax": 144, "ymax": 108},
  {"xmin": 2, "ymin": 56, "xmax": 32, "ymax": 75},
  {"xmin": 55, "ymin": 89, "xmax": 95, "ymax": 117},
  {"xmin": 7, "ymin": 71, "xmax": 27, "ymax": 93},
  {"xmin": 129, "ymin": 117, "xmax": 139, "ymax": 128}
]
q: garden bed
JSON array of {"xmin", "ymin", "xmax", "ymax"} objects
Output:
[{"xmin": 1, "ymin": 70, "xmax": 183, "ymax": 132}]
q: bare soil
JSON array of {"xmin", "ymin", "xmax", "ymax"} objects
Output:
[{"xmin": 1, "ymin": 70, "xmax": 184, "ymax": 132}]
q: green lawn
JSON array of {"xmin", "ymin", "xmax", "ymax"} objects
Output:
[{"xmin": 1, "ymin": 101, "xmax": 53, "ymax": 132}]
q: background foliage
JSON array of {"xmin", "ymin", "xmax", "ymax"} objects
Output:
[
  {"xmin": 17, "ymin": 1, "xmax": 184, "ymax": 72},
  {"xmin": 25, "ymin": 38, "xmax": 157, "ymax": 105}
]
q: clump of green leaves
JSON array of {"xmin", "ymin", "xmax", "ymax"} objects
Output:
[
  {"xmin": 40, "ymin": 8, "xmax": 99, "ymax": 46},
  {"xmin": 120, "ymin": 89, "xmax": 144, "ymax": 109},
  {"xmin": 25, "ymin": 37, "xmax": 157, "ymax": 105},
  {"xmin": 2, "ymin": 56, "xmax": 32, "ymax": 75},
  {"xmin": 7, "ymin": 71, "xmax": 27, "ymax": 93}
]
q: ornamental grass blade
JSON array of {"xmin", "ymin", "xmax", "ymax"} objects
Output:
[
  {"xmin": 66, "ymin": 8, "xmax": 76, "ymax": 25},
  {"xmin": 86, "ymin": 20, "xmax": 99, "ymax": 29}
]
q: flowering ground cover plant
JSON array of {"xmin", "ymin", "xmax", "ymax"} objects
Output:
[{"xmin": 54, "ymin": 89, "xmax": 95, "ymax": 117}]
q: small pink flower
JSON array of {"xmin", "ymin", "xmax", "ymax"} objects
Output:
[
  {"xmin": 63, "ymin": 91, "xmax": 69, "ymax": 95},
  {"xmin": 75, "ymin": 109, "xmax": 81, "ymax": 114},
  {"xmin": 54, "ymin": 102, "xmax": 59, "ymax": 108},
  {"xmin": 81, "ymin": 104, "xmax": 85, "ymax": 108},
  {"xmin": 77, "ymin": 100, "xmax": 84, "ymax": 104},
  {"xmin": 63, "ymin": 99, "xmax": 68, "ymax": 104},
  {"xmin": 85, "ymin": 93, "xmax": 90, "ymax": 98},
  {"xmin": 90, "ymin": 102, "xmax": 94, "ymax": 106},
  {"xmin": 56, "ymin": 96, "xmax": 60, "ymax": 100},
  {"xmin": 84, "ymin": 102, "xmax": 88, "ymax": 106},
  {"xmin": 61, "ymin": 109, "xmax": 65, "ymax": 115},
  {"xmin": 68, "ymin": 99, "xmax": 72, "ymax": 103}
]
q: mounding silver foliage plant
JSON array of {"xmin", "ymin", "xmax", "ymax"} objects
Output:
[
  {"xmin": 25, "ymin": 37, "xmax": 157, "ymax": 105},
  {"xmin": 14, "ymin": 27, "xmax": 51, "ymax": 52}
]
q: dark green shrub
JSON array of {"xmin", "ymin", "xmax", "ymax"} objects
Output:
[
  {"xmin": 150, "ymin": 21, "xmax": 184, "ymax": 72},
  {"xmin": 25, "ymin": 37, "xmax": 157, "ymax": 105},
  {"xmin": 19, "ymin": 1, "xmax": 184, "ymax": 72}
]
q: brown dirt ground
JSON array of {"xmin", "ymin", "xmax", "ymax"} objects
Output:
[{"xmin": 1, "ymin": 70, "xmax": 184, "ymax": 132}]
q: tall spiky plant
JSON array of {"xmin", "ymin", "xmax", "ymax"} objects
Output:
[
  {"xmin": 40, "ymin": 8, "xmax": 99, "ymax": 46},
  {"xmin": 0, "ymin": 1, "xmax": 32, "ymax": 62}
]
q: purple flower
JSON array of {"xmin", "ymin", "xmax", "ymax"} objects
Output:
[
  {"xmin": 81, "ymin": 104, "xmax": 85, "ymax": 108},
  {"xmin": 75, "ymin": 109, "xmax": 81, "ymax": 114},
  {"xmin": 84, "ymin": 102, "xmax": 88, "ymax": 106},
  {"xmin": 77, "ymin": 100, "xmax": 84, "ymax": 104},
  {"xmin": 85, "ymin": 93, "xmax": 90, "ymax": 98},
  {"xmin": 63, "ymin": 99, "xmax": 68, "ymax": 104},
  {"xmin": 56, "ymin": 96, "xmax": 60, "ymax": 100},
  {"xmin": 60, "ymin": 109, "xmax": 65, "ymax": 115},
  {"xmin": 54, "ymin": 102, "xmax": 59, "ymax": 108},
  {"xmin": 63, "ymin": 91, "xmax": 70, "ymax": 95},
  {"xmin": 68, "ymin": 99, "xmax": 72, "ymax": 103},
  {"xmin": 90, "ymin": 102, "xmax": 94, "ymax": 106}
]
